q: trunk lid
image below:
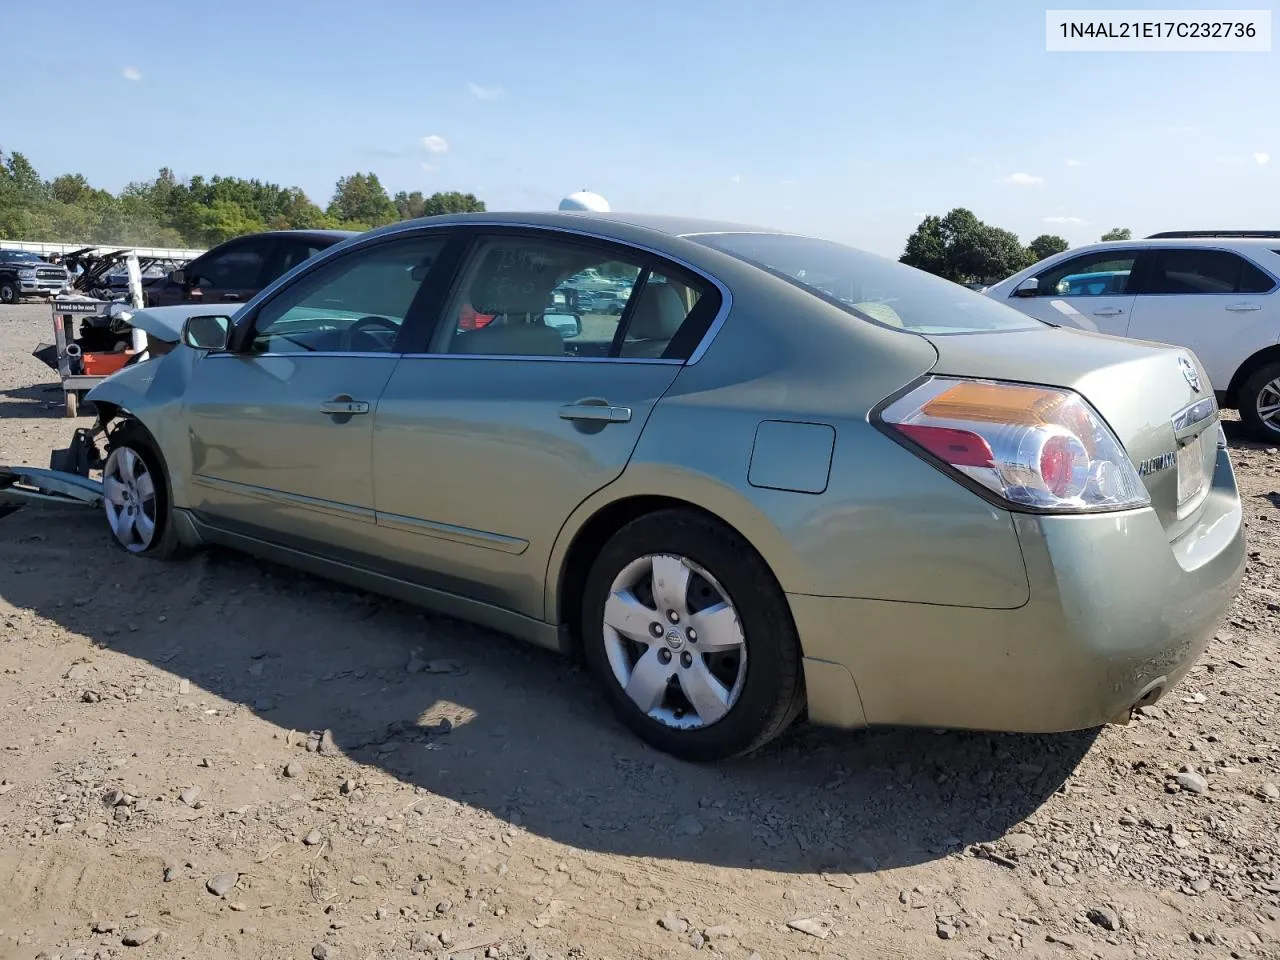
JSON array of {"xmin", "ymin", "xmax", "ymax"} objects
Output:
[{"xmin": 924, "ymin": 325, "xmax": 1219, "ymax": 539}]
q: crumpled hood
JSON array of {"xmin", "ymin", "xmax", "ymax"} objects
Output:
[{"xmin": 127, "ymin": 304, "xmax": 242, "ymax": 343}]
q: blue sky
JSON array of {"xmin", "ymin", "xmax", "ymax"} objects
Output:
[{"xmin": 5, "ymin": 0, "xmax": 1279, "ymax": 255}]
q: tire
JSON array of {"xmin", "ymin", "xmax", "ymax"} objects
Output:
[
  {"xmin": 101, "ymin": 421, "xmax": 188, "ymax": 560},
  {"xmin": 581, "ymin": 508, "xmax": 805, "ymax": 762},
  {"xmin": 1238, "ymin": 362, "xmax": 1280, "ymax": 442},
  {"xmin": 0, "ymin": 282, "xmax": 18, "ymax": 305}
]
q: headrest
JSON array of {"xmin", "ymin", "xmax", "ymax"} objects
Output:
[{"xmin": 628, "ymin": 281, "xmax": 687, "ymax": 340}]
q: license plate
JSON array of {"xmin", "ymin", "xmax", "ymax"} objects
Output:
[{"xmin": 1177, "ymin": 431, "xmax": 1208, "ymax": 506}]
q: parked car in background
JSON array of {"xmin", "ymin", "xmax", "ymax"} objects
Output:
[
  {"xmin": 70, "ymin": 211, "xmax": 1243, "ymax": 761},
  {"xmin": 145, "ymin": 229, "xmax": 356, "ymax": 307},
  {"xmin": 984, "ymin": 233, "xmax": 1280, "ymax": 440},
  {"xmin": 0, "ymin": 249, "xmax": 71, "ymax": 304}
]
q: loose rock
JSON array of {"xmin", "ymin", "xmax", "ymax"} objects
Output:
[
  {"xmin": 121, "ymin": 927, "xmax": 159, "ymax": 947},
  {"xmin": 206, "ymin": 872, "xmax": 239, "ymax": 897},
  {"xmin": 283, "ymin": 761, "xmax": 303, "ymax": 778},
  {"xmin": 1087, "ymin": 907, "xmax": 1121, "ymax": 931},
  {"xmin": 1176, "ymin": 771, "xmax": 1208, "ymax": 794},
  {"xmin": 787, "ymin": 917, "xmax": 831, "ymax": 939}
]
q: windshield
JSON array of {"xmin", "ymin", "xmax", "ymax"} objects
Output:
[
  {"xmin": 1, "ymin": 251, "xmax": 43, "ymax": 263},
  {"xmin": 691, "ymin": 232, "xmax": 1048, "ymax": 334}
]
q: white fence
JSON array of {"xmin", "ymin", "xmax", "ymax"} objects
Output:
[{"xmin": 0, "ymin": 239, "xmax": 206, "ymax": 260}]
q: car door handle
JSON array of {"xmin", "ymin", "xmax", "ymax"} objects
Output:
[
  {"xmin": 319, "ymin": 397, "xmax": 370, "ymax": 415},
  {"xmin": 558, "ymin": 401, "xmax": 632, "ymax": 423},
  {"xmin": 1092, "ymin": 307, "xmax": 1124, "ymax": 316},
  {"xmin": 1226, "ymin": 302, "xmax": 1262, "ymax": 312},
  {"xmin": 222, "ymin": 294, "xmax": 241, "ymax": 302}
]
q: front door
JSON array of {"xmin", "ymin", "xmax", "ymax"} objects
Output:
[
  {"xmin": 1125, "ymin": 245, "xmax": 1280, "ymax": 392},
  {"xmin": 1002, "ymin": 247, "xmax": 1143, "ymax": 335},
  {"xmin": 181, "ymin": 233, "xmax": 450, "ymax": 557},
  {"xmin": 370, "ymin": 230, "xmax": 721, "ymax": 618}
]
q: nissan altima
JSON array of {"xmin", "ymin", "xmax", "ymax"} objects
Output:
[{"xmin": 67, "ymin": 211, "xmax": 1246, "ymax": 762}]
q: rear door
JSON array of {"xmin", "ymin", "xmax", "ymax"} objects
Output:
[
  {"xmin": 370, "ymin": 228, "xmax": 722, "ymax": 618},
  {"xmin": 1125, "ymin": 246, "xmax": 1280, "ymax": 392},
  {"xmin": 1000, "ymin": 247, "xmax": 1144, "ymax": 335}
]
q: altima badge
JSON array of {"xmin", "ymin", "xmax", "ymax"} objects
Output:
[
  {"xmin": 1137, "ymin": 451, "xmax": 1177, "ymax": 476},
  {"xmin": 1178, "ymin": 356, "xmax": 1202, "ymax": 393}
]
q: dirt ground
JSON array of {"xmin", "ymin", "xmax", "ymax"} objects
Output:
[{"xmin": 2, "ymin": 300, "xmax": 1279, "ymax": 960}]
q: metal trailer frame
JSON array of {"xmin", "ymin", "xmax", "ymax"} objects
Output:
[{"xmin": 50, "ymin": 296, "xmax": 115, "ymax": 418}]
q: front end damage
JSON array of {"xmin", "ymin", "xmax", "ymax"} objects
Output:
[{"xmin": 0, "ymin": 416, "xmax": 117, "ymax": 516}]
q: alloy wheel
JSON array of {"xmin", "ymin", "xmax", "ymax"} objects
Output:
[
  {"xmin": 601, "ymin": 553, "xmax": 748, "ymax": 730},
  {"xmin": 102, "ymin": 446, "xmax": 158, "ymax": 553}
]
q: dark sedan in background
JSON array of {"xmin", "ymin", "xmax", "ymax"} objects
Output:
[{"xmin": 144, "ymin": 229, "xmax": 355, "ymax": 307}]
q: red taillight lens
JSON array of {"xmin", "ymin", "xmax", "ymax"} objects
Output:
[
  {"xmin": 896, "ymin": 424, "xmax": 994, "ymax": 468},
  {"xmin": 879, "ymin": 377, "xmax": 1149, "ymax": 513}
]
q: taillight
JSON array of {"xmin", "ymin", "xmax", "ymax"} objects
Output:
[{"xmin": 878, "ymin": 377, "xmax": 1150, "ymax": 513}]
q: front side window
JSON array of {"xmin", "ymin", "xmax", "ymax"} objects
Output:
[
  {"xmin": 249, "ymin": 236, "xmax": 445, "ymax": 354},
  {"xmin": 193, "ymin": 242, "xmax": 268, "ymax": 290},
  {"xmin": 693, "ymin": 232, "xmax": 1046, "ymax": 333},
  {"xmin": 433, "ymin": 236, "xmax": 709, "ymax": 359},
  {"xmin": 1143, "ymin": 248, "xmax": 1276, "ymax": 295},
  {"xmin": 1031, "ymin": 250, "xmax": 1139, "ymax": 298}
]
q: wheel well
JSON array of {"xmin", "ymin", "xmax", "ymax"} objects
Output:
[
  {"xmin": 1225, "ymin": 346, "xmax": 1280, "ymax": 408},
  {"xmin": 555, "ymin": 495, "xmax": 766, "ymax": 651}
]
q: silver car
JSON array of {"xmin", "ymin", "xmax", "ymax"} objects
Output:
[{"xmin": 69, "ymin": 212, "xmax": 1246, "ymax": 761}]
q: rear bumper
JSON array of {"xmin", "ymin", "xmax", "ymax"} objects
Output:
[{"xmin": 795, "ymin": 444, "xmax": 1246, "ymax": 732}]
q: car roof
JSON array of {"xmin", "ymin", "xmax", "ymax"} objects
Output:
[
  {"xmin": 1067, "ymin": 236, "xmax": 1280, "ymax": 251},
  {"xmin": 381, "ymin": 210, "xmax": 801, "ymax": 244},
  {"xmin": 253, "ymin": 229, "xmax": 359, "ymax": 242}
]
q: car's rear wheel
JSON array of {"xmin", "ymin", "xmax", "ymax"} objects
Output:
[
  {"xmin": 581, "ymin": 509, "xmax": 805, "ymax": 762},
  {"xmin": 101, "ymin": 422, "xmax": 186, "ymax": 560},
  {"xmin": 1239, "ymin": 362, "xmax": 1280, "ymax": 442}
]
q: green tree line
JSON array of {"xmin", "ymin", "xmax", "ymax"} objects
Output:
[
  {"xmin": 901, "ymin": 208, "xmax": 1132, "ymax": 285},
  {"xmin": 0, "ymin": 149, "xmax": 485, "ymax": 249}
]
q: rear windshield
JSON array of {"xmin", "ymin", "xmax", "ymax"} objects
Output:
[{"xmin": 691, "ymin": 232, "xmax": 1047, "ymax": 334}]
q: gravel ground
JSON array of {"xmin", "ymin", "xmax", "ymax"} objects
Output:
[{"xmin": 1, "ymin": 300, "xmax": 1279, "ymax": 960}]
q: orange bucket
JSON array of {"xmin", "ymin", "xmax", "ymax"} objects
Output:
[{"xmin": 82, "ymin": 350, "xmax": 136, "ymax": 376}]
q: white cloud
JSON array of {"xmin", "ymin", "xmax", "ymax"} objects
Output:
[
  {"xmin": 1065, "ymin": 158, "xmax": 1083, "ymax": 166},
  {"xmin": 913, "ymin": 211, "xmax": 928, "ymax": 219},
  {"xmin": 421, "ymin": 163, "xmax": 439, "ymax": 173},
  {"xmin": 468, "ymin": 81, "xmax": 502, "ymax": 101},
  {"xmin": 1042, "ymin": 215, "xmax": 1087, "ymax": 225},
  {"xmin": 122, "ymin": 67, "xmax": 142, "ymax": 81},
  {"xmin": 1001, "ymin": 172, "xmax": 1044, "ymax": 186},
  {"xmin": 1255, "ymin": 152, "xmax": 1271, "ymax": 166},
  {"xmin": 729, "ymin": 174, "xmax": 742, "ymax": 184},
  {"xmin": 421, "ymin": 135, "xmax": 449, "ymax": 154},
  {"xmin": 780, "ymin": 178, "xmax": 798, "ymax": 186}
]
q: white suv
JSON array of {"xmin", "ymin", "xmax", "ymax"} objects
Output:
[{"xmin": 984, "ymin": 232, "xmax": 1280, "ymax": 440}]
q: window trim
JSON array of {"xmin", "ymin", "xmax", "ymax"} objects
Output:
[
  {"xmin": 402, "ymin": 225, "xmax": 726, "ymax": 364},
  {"xmin": 1133, "ymin": 245, "xmax": 1279, "ymax": 297},
  {"xmin": 225, "ymin": 231, "xmax": 458, "ymax": 357}
]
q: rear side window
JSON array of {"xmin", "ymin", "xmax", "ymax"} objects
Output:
[
  {"xmin": 692, "ymin": 232, "xmax": 1044, "ymax": 334},
  {"xmin": 1143, "ymin": 248, "xmax": 1276, "ymax": 295}
]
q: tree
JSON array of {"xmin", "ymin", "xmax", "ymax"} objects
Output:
[
  {"xmin": 1101, "ymin": 227, "xmax": 1131, "ymax": 241},
  {"xmin": 901, "ymin": 207, "xmax": 1031, "ymax": 284},
  {"xmin": 327, "ymin": 172, "xmax": 397, "ymax": 228},
  {"xmin": 0, "ymin": 145, "xmax": 486, "ymax": 247},
  {"xmin": 420, "ymin": 191, "xmax": 485, "ymax": 217},
  {"xmin": 1027, "ymin": 234, "xmax": 1069, "ymax": 263}
]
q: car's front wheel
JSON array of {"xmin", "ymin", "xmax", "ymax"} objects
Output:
[
  {"xmin": 581, "ymin": 509, "xmax": 805, "ymax": 762},
  {"xmin": 101, "ymin": 422, "xmax": 187, "ymax": 560},
  {"xmin": 0, "ymin": 282, "xmax": 18, "ymax": 305},
  {"xmin": 1239, "ymin": 362, "xmax": 1280, "ymax": 442}
]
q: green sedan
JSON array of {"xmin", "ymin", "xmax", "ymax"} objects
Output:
[{"xmin": 72, "ymin": 212, "xmax": 1246, "ymax": 762}]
